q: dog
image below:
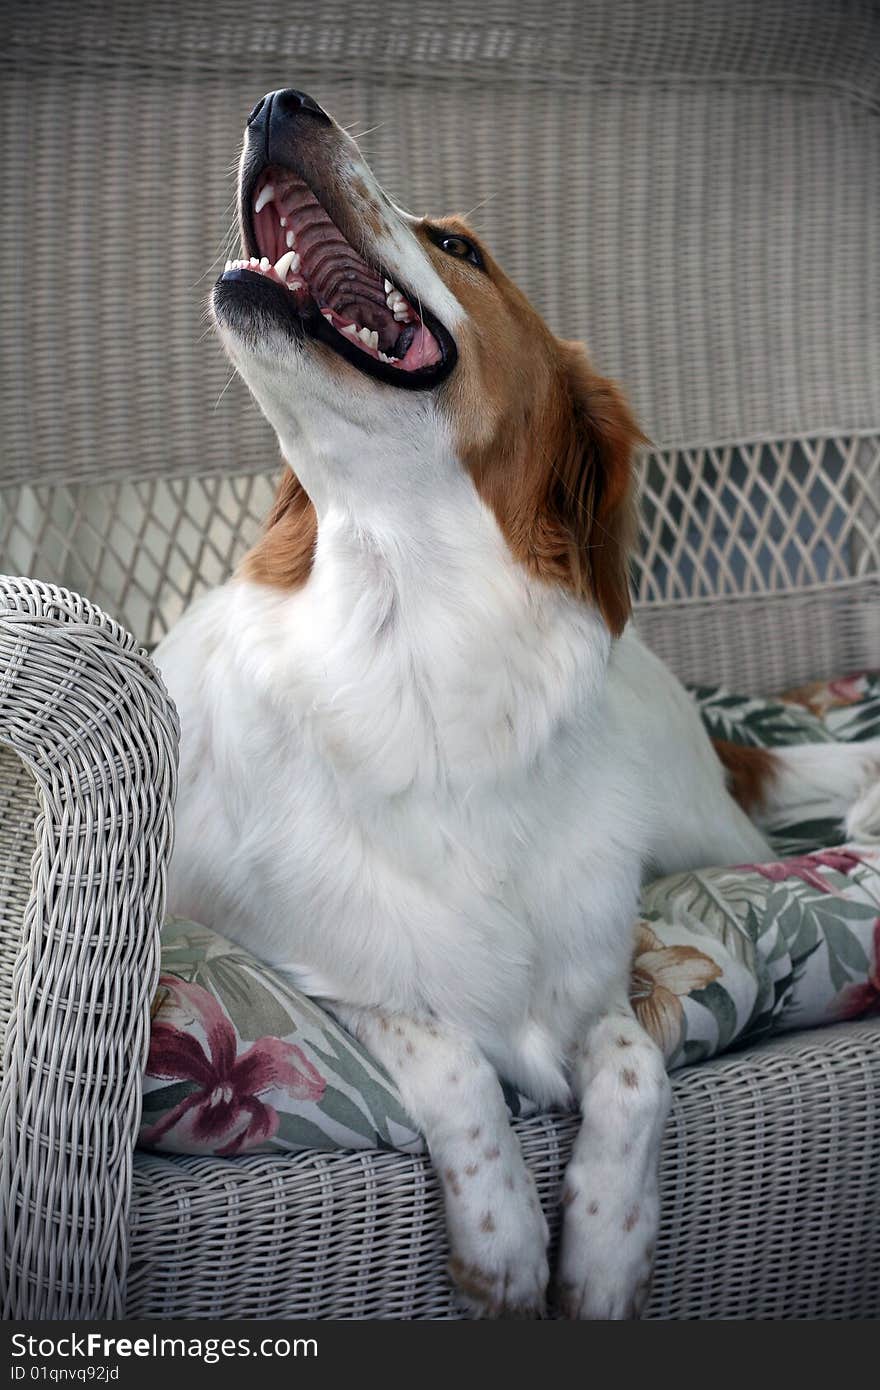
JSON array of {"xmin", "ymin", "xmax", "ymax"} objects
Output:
[{"xmin": 156, "ymin": 88, "xmax": 880, "ymax": 1318}]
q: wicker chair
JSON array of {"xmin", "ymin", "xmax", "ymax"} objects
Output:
[{"xmin": 2, "ymin": 0, "xmax": 879, "ymax": 1319}]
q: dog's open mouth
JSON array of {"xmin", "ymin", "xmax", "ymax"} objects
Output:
[{"xmin": 219, "ymin": 166, "xmax": 456, "ymax": 388}]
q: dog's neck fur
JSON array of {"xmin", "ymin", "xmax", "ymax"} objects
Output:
[{"xmin": 238, "ymin": 422, "xmax": 611, "ymax": 795}]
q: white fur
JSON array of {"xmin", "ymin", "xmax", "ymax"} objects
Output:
[{"xmin": 156, "ymin": 102, "xmax": 877, "ymax": 1317}]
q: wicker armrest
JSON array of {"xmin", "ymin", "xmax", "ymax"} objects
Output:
[{"xmin": 0, "ymin": 576, "xmax": 178, "ymax": 1318}]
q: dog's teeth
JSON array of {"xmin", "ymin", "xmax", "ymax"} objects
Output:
[
  {"xmin": 259, "ymin": 256, "xmax": 270, "ymax": 270},
  {"xmin": 289, "ymin": 280, "xmax": 303, "ymax": 291},
  {"xmin": 280, "ymin": 216, "xmax": 287, "ymax": 227},
  {"xmin": 357, "ymin": 327, "xmax": 372, "ymax": 344},
  {"xmin": 384, "ymin": 279, "xmax": 393, "ymax": 293},
  {"xmin": 254, "ymin": 184, "xmax": 275, "ymax": 214},
  {"xmin": 224, "ymin": 260, "xmax": 231, "ymax": 271},
  {"xmin": 285, "ymin": 229, "xmax": 295, "ymax": 249},
  {"xmin": 322, "ymin": 310, "xmax": 334, "ymax": 322},
  {"xmin": 273, "ymin": 250, "xmax": 298, "ymax": 280},
  {"xmin": 249, "ymin": 257, "xmax": 259, "ymax": 267},
  {"xmin": 342, "ymin": 323, "xmax": 359, "ymax": 336},
  {"xmin": 378, "ymin": 350, "xmax": 398, "ymax": 363}
]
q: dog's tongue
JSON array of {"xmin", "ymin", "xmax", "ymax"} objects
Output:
[{"xmin": 397, "ymin": 324, "xmax": 443, "ymax": 371}]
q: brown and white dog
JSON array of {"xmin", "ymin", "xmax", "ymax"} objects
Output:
[{"xmin": 156, "ymin": 89, "xmax": 880, "ymax": 1318}]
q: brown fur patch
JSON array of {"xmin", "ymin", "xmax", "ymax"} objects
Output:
[
  {"xmin": 240, "ymin": 464, "xmax": 317, "ymax": 590},
  {"xmin": 587, "ymin": 1200, "xmax": 600, "ymax": 1215},
  {"xmin": 417, "ymin": 219, "xmax": 646, "ymax": 635},
  {"xmin": 444, "ymin": 1167, "xmax": 462, "ymax": 1197},
  {"xmin": 480, "ymin": 1211, "xmax": 496, "ymax": 1233},
  {"xmin": 713, "ymin": 739, "xmax": 780, "ymax": 813},
  {"xmin": 621, "ymin": 1068, "xmax": 639, "ymax": 1089},
  {"xmin": 484, "ymin": 1145, "xmax": 501, "ymax": 1161},
  {"xmin": 448, "ymin": 1257, "xmax": 495, "ymax": 1305},
  {"xmin": 624, "ymin": 1205, "xmax": 640, "ymax": 1232}
]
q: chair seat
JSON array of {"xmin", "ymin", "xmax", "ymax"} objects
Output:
[{"xmin": 126, "ymin": 1017, "xmax": 880, "ymax": 1319}]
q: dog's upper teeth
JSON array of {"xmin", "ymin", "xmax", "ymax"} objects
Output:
[
  {"xmin": 322, "ymin": 310, "xmax": 334, "ymax": 322},
  {"xmin": 280, "ymin": 216, "xmax": 288, "ymax": 227},
  {"xmin": 285, "ymin": 229, "xmax": 296, "ymax": 249},
  {"xmin": 388, "ymin": 291, "xmax": 412, "ymax": 321},
  {"xmin": 384, "ymin": 279, "xmax": 393, "ymax": 293},
  {"xmin": 254, "ymin": 184, "xmax": 275, "ymax": 214},
  {"xmin": 273, "ymin": 250, "xmax": 299, "ymax": 280}
]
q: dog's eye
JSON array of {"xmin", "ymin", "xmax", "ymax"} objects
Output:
[{"xmin": 426, "ymin": 227, "xmax": 485, "ymax": 270}]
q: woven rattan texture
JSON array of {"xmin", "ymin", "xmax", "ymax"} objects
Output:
[
  {"xmin": 2, "ymin": 0, "xmax": 879, "ymax": 491},
  {"xmin": 125, "ymin": 1019, "xmax": 880, "ymax": 1320},
  {"xmin": 4, "ymin": 436, "xmax": 879, "ymax": 685},
  {"xmin": 0, "ymin": 578, "xmax": 179, "ymax": 1318},
  {"xmin": 3, "ymin": 0, "xmax": 880, "ymax": 1323},
  {"xmin": 0, "ymin": 749, "xmax": 36, "ymax": 1068}
]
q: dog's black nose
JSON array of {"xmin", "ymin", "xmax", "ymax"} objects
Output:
[
  {"xmin": 247, "ymin": 88, "xmax": 329, "ymax": 131},
  {"xmin": 274, "ymin": 88, "xmax": 328, "ymax": 121}
]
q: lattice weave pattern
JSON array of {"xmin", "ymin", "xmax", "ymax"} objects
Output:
[
  {"xmin": 3, "ymin": 436, "xmax": 879, "ymax": 672},
  {"xmin": 0, "ymin": 578, "xmax": 179, "ymax": 1318}
]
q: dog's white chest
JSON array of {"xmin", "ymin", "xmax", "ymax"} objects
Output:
[{"xmin": 159, "ymin": 517, "xmax": 645, "ymax": 1102}]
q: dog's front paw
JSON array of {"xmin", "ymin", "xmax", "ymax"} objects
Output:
[
  {"xmin": 555, "ymin": 1180, "xmax": 657, "ymax": 1319},
  {"xmin": 445, "ymin": 1169, "xmax": 549, "ymax": 1318}
]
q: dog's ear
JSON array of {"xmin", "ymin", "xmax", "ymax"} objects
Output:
[
  {"xmin": 240, "ymin": 461, "xmax": 317, "ymax": 589},
  {"xmin": 548, "ymin": 343, "xmax": 645, "ymax": 636}
]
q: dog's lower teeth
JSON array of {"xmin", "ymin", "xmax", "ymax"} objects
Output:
[{"xmin": 225, "ymin": 233, "xmax": 419, "ymax": 370}]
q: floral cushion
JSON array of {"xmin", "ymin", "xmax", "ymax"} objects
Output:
[
  {"xmin": 141, "ymin": 919, "xmax": 425, "ymax": 1156},
  {"xmin": 139, "ymin": 671, "xmax": 880, "ymax": 1157}
]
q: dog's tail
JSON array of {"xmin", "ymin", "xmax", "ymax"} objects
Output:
[{"xmin": 713, "ymin": 737, "xmax": 880, "ymax": 842}]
